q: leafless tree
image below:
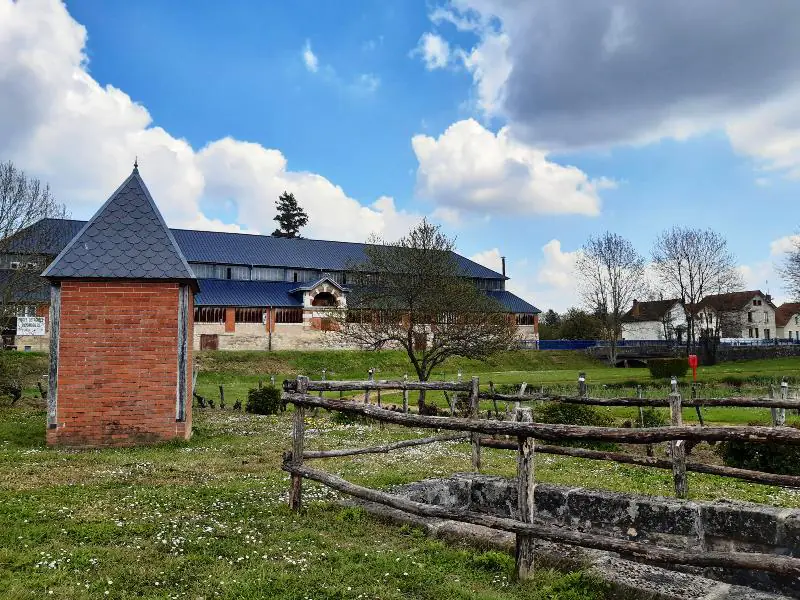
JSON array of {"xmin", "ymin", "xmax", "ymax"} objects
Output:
[
  {"xmin": 651, "ymin": 227, "xmax": 741, "ymax": 351},
  {"xmin": 0, "ymin": 161, "xmax": 68, "ymax": 323},
  {"xmin": 576, "ymin": 232, "xmax": 646, "ymax": 365},
  {"xmin": 778, "ymin": 234, "xmax": 800, "ymax": 300},
  {"xmin": 335, "ymin": 219, "xmax": 517, "ymax": 411}
]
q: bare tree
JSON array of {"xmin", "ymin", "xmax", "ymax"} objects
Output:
[
  {"xmin": 651, "ymin": 227, "xmax": 741, "ymax": 351},
  {"xmin": 335, "ymin": 220, "xmax": 517, "ymax": 411},
  {"xmin": 576, "ymin": 232, "xmax": 645, "ymax": 365},
  {"xmin": 0, "ymin": 161, "xmax": 68, "ymax": 324},
  {"xmin": 778, "ymin": 233, "xmax": 800, "ymax": 300}
]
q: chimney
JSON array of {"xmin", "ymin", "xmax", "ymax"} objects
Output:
[
  {"xmin": 632, "ymin": 299, "xmax": 639, "ymax": 317},
  {"xmin": 501, "ymin": 256, "xmax": 506, "ymax": 278},
  {"xmin": 766, "ymin": 294, "xmax": 772, "ymax": 304}
]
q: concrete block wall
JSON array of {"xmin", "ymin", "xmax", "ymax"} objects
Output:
[{"xmin": 48, "ymin": 281, "xmax": 192, "ymax": 447}]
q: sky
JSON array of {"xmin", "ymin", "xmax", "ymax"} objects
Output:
[{"xmin": 2, "ymin": 0, "xmax": 800, "ymax": 312}]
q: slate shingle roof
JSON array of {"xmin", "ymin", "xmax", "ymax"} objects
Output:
[
  {"xmin": 42, "ymin": 169, "xmax": 195, "ymax": 283},
  {"xmin": 697, "ymin": 290, "xmax": 775, "ymax": 313},
  {"xmin": 24, "ymin": 219, "xmax": 504, "ymax": 280},
  {"xmin": 485, "ymin": 290, "xmax": 540, "ymax": 314}
]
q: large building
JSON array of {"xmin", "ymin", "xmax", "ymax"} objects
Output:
[{"xmin": 2, "ymin": 209, "xmax": 540, "ymax": 352}]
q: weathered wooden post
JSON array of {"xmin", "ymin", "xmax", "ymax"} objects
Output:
[
  {"xmin": 457, "ymin": 369, "xmax": 463, "ymax": 383},
  {"xmin": 515, "ymin": 382, "xmax": 527, "ymax": 412},
  {"xmin": 402, "ymin": 374, "xmax": 409, "ymax": 414},
  {"xmin": 578, "ymin": 372, "xmax": 587, "ymax": 398},
  {"xmin": 692, "ymin": 384, "xmax": 704, "ymax": 426},
  {"xmin": 218, "ymin": 385, "xmax": 225, "ymax": 409},
  {"xmin": 638, "ymin": 385, "xmax": 654, "ymax": 457},
  {"xmin": 489, "ymin": 381, "xmax": 499, "ymax": 420},
  {"xmin": 668, "ymin": 376, "xmax": 688, "ymax": 499},
  {"xmin": 270, "ymin": 375, "xmax": 275, "ymax": 387},
  {"xmin": 470, "ymin": 376, "xmax": 481, "ymax": 472},
  {"xmin": 779, "ymin": 379, "xmax": 788, "ymax": 425},
  {"xmin": 289, "ymin": 375, "xmax": 308, "ymax": 512},
  {"xmin": 770, "ymin": 386, "xmax": 778, "ymax": 427},
  {"xmin": 365, "ymin": 368, "xmax": 374, "ymax": 404},
  {"xmin": 515, "ymin": 407, "xmax": 535, "ymax": 580}
]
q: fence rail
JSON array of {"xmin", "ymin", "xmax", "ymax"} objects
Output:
[{"xmin": 282, "ymin": 375, "xmax": 800, "ymax": 582}]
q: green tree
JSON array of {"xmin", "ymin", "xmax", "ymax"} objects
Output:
[
  {"xmin": 538, "ymin": 309, "xmax": 562, "ymax": 340},
  {"xmin": 559, "ymin": 308, "xmax": 604, "ymax": 340},
  {"xmin": 272, "ymin": 192, "xmax": 308, "ymax": 238}
]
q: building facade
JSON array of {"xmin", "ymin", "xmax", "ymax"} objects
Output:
[
  {"xmin": 2, "ymin": 213, "xmax": 540, "ymax": 352},
  {"xmin": 620, "ymin": 299, "xmax": 688, "ymax": 341},
  {"xmin": 776, "ymin": 303, "xmax": 800, "ymax": 340},
  {"xmin": 696, "ymin": 290, "xmax": 777, "ymax": 340}
]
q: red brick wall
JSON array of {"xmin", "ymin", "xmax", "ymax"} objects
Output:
[
  {"xmin": 47, "ymin": 281, "xmax": 192, "ymax": 447},
  {"xmin": 225, "ymin": 306, "xmax": 235, "ymax": 332}
]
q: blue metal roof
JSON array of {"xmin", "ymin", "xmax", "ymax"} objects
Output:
[
  {"xmin": 487, "ymin": 290, "xmax": 541, "ymax": 314},
  {"xmin": 19, "ymin": 218, "xmax": 504, "ymax": 280},
  {"xmin": 42, "ymin": 169, "xmax": 195, "ymax": 283},
  {"xmin": 195, "ymin": 279, "xmax": 303, "ymax": 307}
]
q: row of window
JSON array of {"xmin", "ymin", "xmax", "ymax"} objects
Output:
[
  {"xmin": 747, "ymin": 311, "xmax": 770, "ymax": 324},
  {"xmin": 193, "ymin": 307, "xmax": 304, "ymax": 324},
  {"xmin": 747, "ymin": 327, "xmax": 771, "ymax": 339}
]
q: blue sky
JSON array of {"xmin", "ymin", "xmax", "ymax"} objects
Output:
[{"xmin": 2, "ymin": 0, "xmax": 800, "ymax": 311}]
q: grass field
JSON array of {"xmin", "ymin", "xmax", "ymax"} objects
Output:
[{"xmin": 3, "ymin": 349, "xmax": 800, "ymax": 598}]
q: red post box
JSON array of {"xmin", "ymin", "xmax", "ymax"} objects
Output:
[{"xmin": 688, "ymin": 354, "xmax": 698, "ymax": 381}]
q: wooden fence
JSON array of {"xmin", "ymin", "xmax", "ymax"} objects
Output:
[{"xmin": 282, "ymin": 375, "xmax": 800, "ymax": 580}]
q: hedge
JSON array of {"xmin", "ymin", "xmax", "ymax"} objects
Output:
[
  {"xmin": 246, "ymin": 386, "xmax": 281, "ymax": 415},
  {"xmin": 647, "ymin": 357, "xmax": 689, "ymax": 379}
]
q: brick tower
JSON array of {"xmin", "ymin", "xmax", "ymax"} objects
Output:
[{"xmin": 42, "ymin": 165, "xmax": 196, "ymax": 447}]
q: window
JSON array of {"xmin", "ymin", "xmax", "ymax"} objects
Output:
[
  {"xmin": 26, "ymin": 261, "xmax": 38, "ymax": 269},
  {"xmin": 251, "ymin": 267, "xmax": 284, "ymax": 281},
  {"xmin": 748, "ymin": 327, "xmax": 753, "ymax": 338},
  {"xmin": 796, "ymin": 316, "xmax": 799, "ymax": 326},
  {"xmin": 286, "ymin": 269, "xmax": 318, "ymax": 284},
  {"xmin": 9, "ymin": 261, "xmax": 20, "ymax": 270},
  {"xmin": 790, "ymin": 331, "xmax": 794, "ymax": 340},
  {"xmin": 194, "ymin": 306, "xmax": 225, "ymax": 323},
  {"xmin": 190, "ymin": 263, "xmax": 216, "ymax": 278},
  {"xmin": 275, "ymin": 308, "xmax": 303, "ymax": 323},
  {"xmin": 516, "ymin": 314, "xmax": 536, "ymax": 326},
  {"xmin": 747, "ymin": 311, "xmax": 753, "ymax": 322},
  {"xmin": 765, "ymin": 328, "xmax": 770, "ymax": 339},
  {"xmin": 755, "ymin": 328, "xmax": 759, "ymax": 338},
  {"xmin": 228, "ymin": 265, "xmax": 249, "ymax": 280},
  {"xmin": 16, "ymin": 305, "xmax": 36, "ymax": 317},
  {"xmin": 764, "ymin": 311, "xmax": 769, "ymax": 324},
  {"xmin": 235, "ymin": 307, "xmax": 266, "ymax": 323}
]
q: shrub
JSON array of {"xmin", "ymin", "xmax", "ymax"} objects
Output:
[
  {"xmin": 716, "ymin": 421, "xmax": 800, "ymax": 476},
  {"xmin": 0, "ymin": 351, "xmax": 46, "ymax": 405},
  {"xmin": 638, "ymin": 407, "xmax": 668, "ymax": 428},
  {"xmin": 246, "ymin": 386, "xmax": 281, "ymax": 415},
  {"xmin": 533, "ymin": 402, "xmax": 617, "ymax": 450},
  {"xmin": 647, "ymin": 358, "xmax": 689, "ymax": 379}
]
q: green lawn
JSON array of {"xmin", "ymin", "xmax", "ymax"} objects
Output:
[{"xmin": 4, "ymin": 348, "xmax": 800, "ymax": 599}]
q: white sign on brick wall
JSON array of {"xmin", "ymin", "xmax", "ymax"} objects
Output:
[{"xmin": 17, "ymin": 316, "xmax": 45, "ymax": 336}]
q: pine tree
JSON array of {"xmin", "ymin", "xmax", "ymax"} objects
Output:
[{"xmin": 272, "ymin": 192, "xmax": 308, "ymax": 238}]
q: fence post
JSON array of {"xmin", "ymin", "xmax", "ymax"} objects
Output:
[
  {"xmin": 289, "ymin": 375, "xmax": 308, "ymax": 512},
  {"xmin": 578, "ymin": 372, "xmax": 587, "ymax": 398},
  {"xmin": 270, "ymin": 375, "xmax": 275, "ymax": 387},
  {"xmin": 770, "ymin": 386, "xmax": 778, "ymax": 427},
  {"xmin": 402, "ymin": 374, "xmax": 409, "ymax": 414},
  {"xmin": 218, "ymin": 385, "xmax": 225, "ymax": 409},
  {"xmin": 515, "ymin": 407, "xmax": 535, "ymax": 580},
  {"xmin": 638, "ymin": 385, "xmax": 654, "ymax": 457},
  {"xmin": 692, "ymin": 384, "xmax": 704, "ymax": 426},
  {"xmin": 668, "ymin": 377, "xmax": 688, "ymax": 499},
  {"xmin": 489, "ymin": 381, "xmax": 499, "ymax": 420},
  {"xmin": 779, "ymin": 379, "xmax": 788, "ymax": 426},
  {"xmin": 470, "ymin": 376, "xmax": 481, "ymax": 472},
  {"xmin": 365, "ymin": 368, "xmax": 374, "ymax": 404}
]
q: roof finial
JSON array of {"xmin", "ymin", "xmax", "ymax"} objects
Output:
[{"xmin": 133, "ymin": 156, "xmax": 139, "ymax": 172}]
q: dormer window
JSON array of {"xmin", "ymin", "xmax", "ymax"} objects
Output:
[{"xmin": 10, "ymin": 261, "xmax": 20, "ymax": 270}]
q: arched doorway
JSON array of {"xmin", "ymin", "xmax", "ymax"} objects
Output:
[{"xmin": 312, "ymin": 291, "xmax": 337, "ymax": 307}]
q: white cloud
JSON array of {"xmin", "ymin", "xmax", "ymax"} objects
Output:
[
  {"xmin": 504, "ymin": 239, "xmax": 581, "ymax": 313},
  {"xmin": 458, "ymin": 31, "xmax": 510, "ymax": 117},
  {"xmin": 414, "ymin": 32, "xmax": 451, "ymax": 70},
  {"xmin": 412, "ymin": 119, "xmax": 606, "ymax": 219},
  {"xmin": 770, "ymin": 234, "xmax": 800, "ymax": 256},
  {"xmin": 0, "ymin": 0, "xmax": 403, "ymax": 242},
  {"xmin": 302, "ymin": 40, "xmax": 318, "ymax": 73},
  {"xmin": 469, "ymin": 247, "xmax": 503, "ymax": 273}
]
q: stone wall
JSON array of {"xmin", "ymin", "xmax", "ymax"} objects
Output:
[
  {"xmin": 192, "ymin": 322, "xmax": 354, "ymax": 351},
  {"xmin": 715, "ymin": 344, "xmax": 800, "ymax": 363},
  {"xmin": 398, "ymin": 474, "xmax": 800, "ymax": 596},
  {"xmin": 48, "ymin": 281, "xmax": 192, "ymax": 447}
]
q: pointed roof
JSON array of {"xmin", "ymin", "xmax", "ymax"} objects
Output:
[
  {"xmin": 42, "ymin": 167, "xmax": 196, "ymax": 284},
  {"xmin": 776, "ymin": 302, "xmax": 800, "ymax": 327},
  {"xmin": 621, "ymin": 298, "xmax": 685, "ymax": 323}
]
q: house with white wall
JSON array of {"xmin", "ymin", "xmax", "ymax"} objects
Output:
[
  {"xmin": 776, "ymin": 303, "xmax": 800, "ymax": 340},
  {"xmin": 620, "ymin": 299, "xmax": 688, "ymax": 341},
  {"xmin": 696, "ymin": 290, "xmax": 777, "ymax": 340}
]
